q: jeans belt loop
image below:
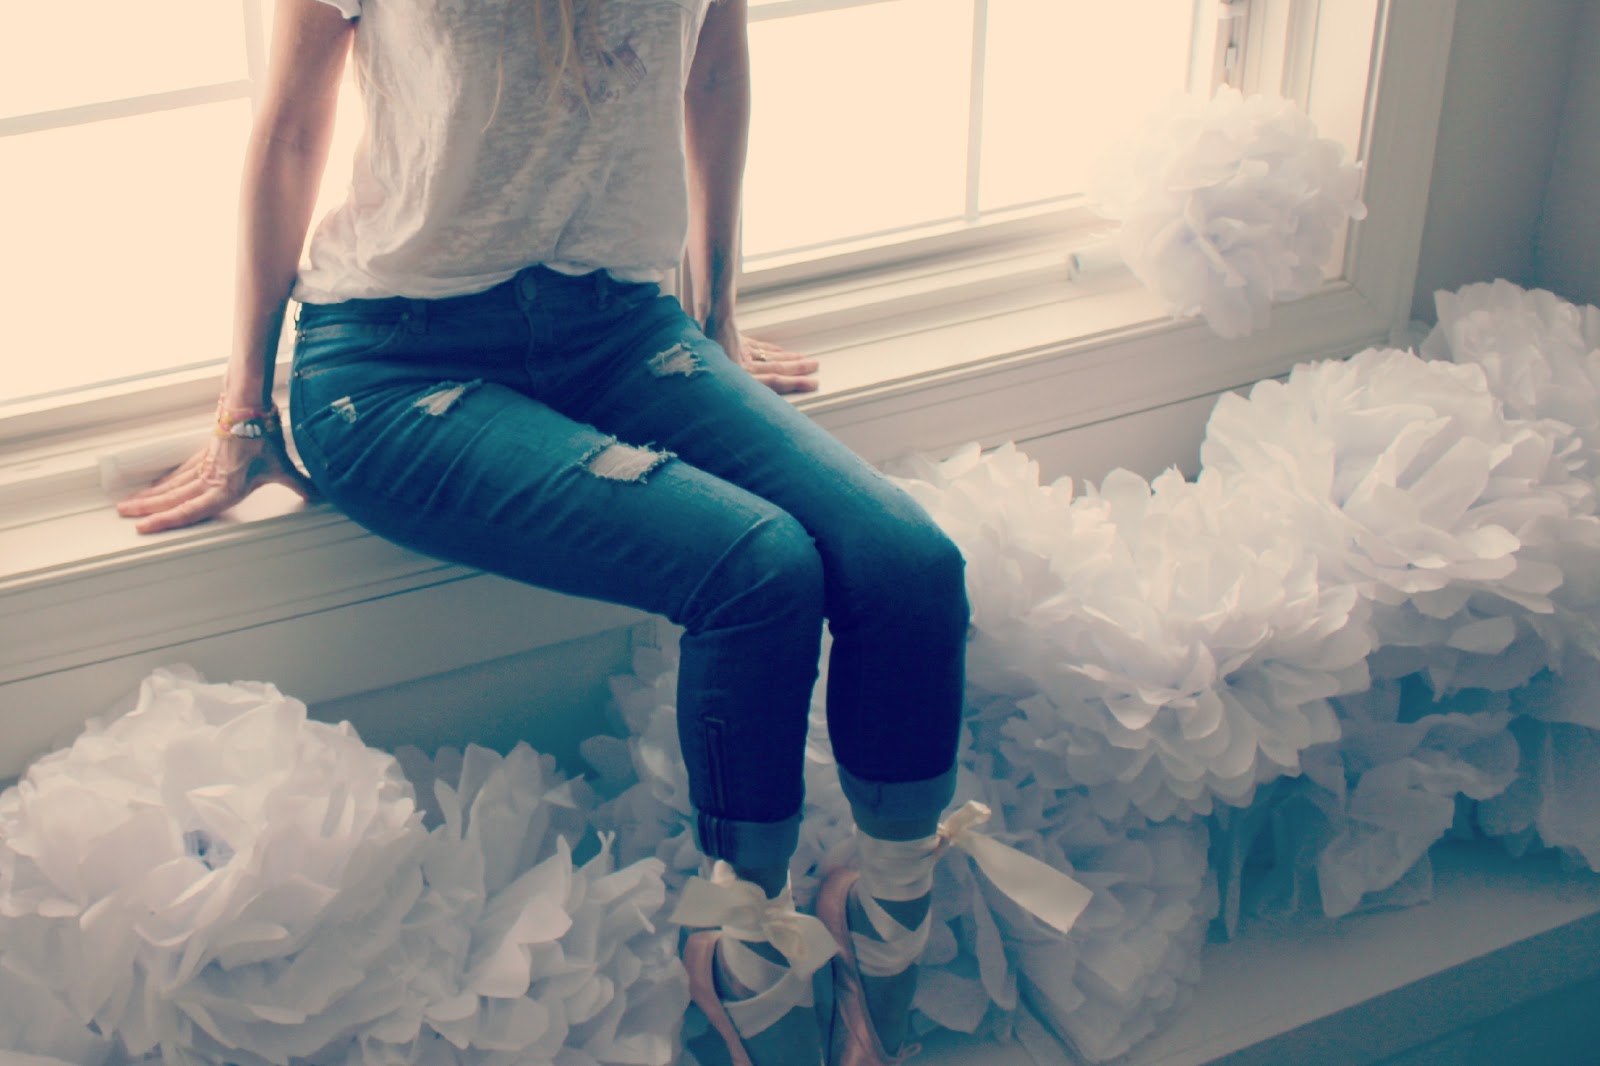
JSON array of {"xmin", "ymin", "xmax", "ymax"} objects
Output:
[{"xmin": 405, "ymin": 299, "xmax": 428, "ymax": 333}]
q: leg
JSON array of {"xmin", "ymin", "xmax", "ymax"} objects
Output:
[
  {"xmin": 550, "ymin": 293, "xmax": 971, "ymax": 816},
  {"xmin": 291, "ymin": 344, "xmax": 826, "ymax": 873},
  {"xmin": 291, "ymin": 315, "xmax": 828, "ymax": 1065},
  {"xmin": 547, "ymin": 297, "xmax": 970, "ymax": 1056}
]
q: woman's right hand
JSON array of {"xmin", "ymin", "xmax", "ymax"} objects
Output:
[{"xmin": 116, "ymin": 429, "xmax": 320, "ymax": 534}]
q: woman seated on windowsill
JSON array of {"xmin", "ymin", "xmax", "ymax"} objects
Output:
[{"xmin": 116, "ymin": 2, "xmax": 971, "ymax": 1063}]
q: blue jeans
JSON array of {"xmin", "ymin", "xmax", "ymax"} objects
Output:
[{"xmin": 289, "ymin": 265, "xmax": 967, "ymax": 868}]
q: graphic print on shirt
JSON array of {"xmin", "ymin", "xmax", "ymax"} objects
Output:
[{"xmin": 563, "ymin": 35, "xmax": 650, "ymax": 111}]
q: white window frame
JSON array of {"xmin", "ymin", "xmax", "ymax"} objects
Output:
[
  {"xmin": 738, "ymin": 0, "xmax": 1227, "ymax": 295},
  {"xmin": 0, "ymin": 0, "xmax": 1456, "ymax": 776},
  {"xmin": 1, "ymin": 0, "xmax": 1212, "ymax": 447}
]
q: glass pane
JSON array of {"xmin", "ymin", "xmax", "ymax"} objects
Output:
[
  {"xmin": 979, "ymin": 0, "xmax": 1196, "ymax": 212},
  {"xmin": 0, "ymin": 102, "xmax": 251, "ymax": 404},
  {"xmin": 0, "ymin": 78, "xmax": 363, "ymax": 407},
  {"xmin": 744, "ymin": 0, "xmax": 974, "ymax": 260},
  {"xmin": 0, "ymin": 1, "xmax": 248, "ymax": 118}
]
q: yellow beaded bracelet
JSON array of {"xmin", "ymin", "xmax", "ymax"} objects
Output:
[{"xmin": 214, "ymin": 402, "xmax": 281, "ymax": 440}]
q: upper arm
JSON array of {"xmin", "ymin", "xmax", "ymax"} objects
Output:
[
  {"xmin": 688, "ymin": 0, "xmax": 750, "ymax": 96},
  {"xmin": 254, "ymin": 0, "xmax": 356, "ymax": 151}
]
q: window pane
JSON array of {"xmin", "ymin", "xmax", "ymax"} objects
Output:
[
  {"xmin": 744, "ymin": 0, "xmax": 974, "ymax": 260},
  {"xmin": 0, "ymin": 2, "xmax": 248, "ymax": 118},
  {"xmin": 0, "ymin": 79, "xmax": 362, "ymax": 407},
  {"xmin": 0, "ymin": 102, "xmax": 251, "ymax": 404},
  {"xmin": 979, "ymin": 0, "xmax": 1196, "ymax": 212}
]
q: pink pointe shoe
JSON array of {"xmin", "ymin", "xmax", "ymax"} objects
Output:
[
  {"xmin": 683, "ymin": 930, "xmax": 757, "ymax": 1066},
  {"xmin": 815, "ymin": 867, "xmax": 920, "ymax": 1066}
]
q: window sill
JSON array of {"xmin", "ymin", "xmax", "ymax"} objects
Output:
[{"xmin": 0, "ymin": 267, "xmax": 1397, "ymax": 778}]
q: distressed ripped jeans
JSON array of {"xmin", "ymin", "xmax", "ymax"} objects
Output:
[{"xmin": 290, "ymin": 265, "xmax": 968, "ymax": 869}]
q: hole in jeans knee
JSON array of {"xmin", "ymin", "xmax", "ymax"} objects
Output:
[
  {"xmin": 583, "ymin": 439, "xmax": 673, "ymax": 482},
  {"xmin": 647, "ymin": 342, "xmax": 702, "ymax": 378}
]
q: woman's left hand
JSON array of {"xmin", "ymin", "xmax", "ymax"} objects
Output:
[{"xmin": 711, "ymin": 320, "xmax": 820, "ymax": 395}]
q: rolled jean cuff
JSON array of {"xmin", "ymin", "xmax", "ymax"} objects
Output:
[
  {"xmin": 694, "ymin": 809, "xmax": 803, "ymax": 869},
  {"xmin": 839, "ymin": 764, "xmax": 959, "ymax": 839}
]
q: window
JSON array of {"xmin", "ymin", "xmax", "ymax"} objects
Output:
[
  {"xmin": 0, "ymin": 0, "xmax": 1461, "ymax": 733},
  {"xmin": 741, "ymin": 0, "xmax": 1200, "ymax": 271},
  {"xmin": 0, "ymin": 0, "xmax": 1371, "ymax": 419}
]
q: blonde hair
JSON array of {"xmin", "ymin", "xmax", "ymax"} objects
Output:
[
  {"xmin": 485, "ymin": 0, "xmax": 589, "ymax": 129},
  {"xmin": 534, "ymin": 0, "xmax": 581, "ymax": 94}
]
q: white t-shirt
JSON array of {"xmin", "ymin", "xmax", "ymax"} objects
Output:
[{"xmin": 294, "ymin": 0, "xmax": 711, "ymax": 303}]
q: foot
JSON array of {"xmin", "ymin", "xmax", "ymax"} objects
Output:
[
  {"xmin": 715, "ymin": 939, "xmax": 825, "ymax": 1066},
  {"xmin": 845, "ymin": 884, "xmax": 927, "ymax": 1054},
  {"xmin": 683, "ymin": 931, "xmax": 826, "ymax": 1066}
]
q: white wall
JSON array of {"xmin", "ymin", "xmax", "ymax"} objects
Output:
[
  {"xmin": 1534, "ymin": 3, "xmax": 1600, "ymax": 307},
  {"xmin": 1409, "ymin": 0, "xmax": 1584, "ymax": 324}
]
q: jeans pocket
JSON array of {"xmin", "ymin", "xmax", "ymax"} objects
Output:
[{"xmin": 293, "ymin": 307, "xmax": 411, "ymax": 376}]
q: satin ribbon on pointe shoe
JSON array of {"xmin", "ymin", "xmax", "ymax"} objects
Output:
[
  {"xmin": 935, "ymin": 800, "xmax": 1093, "ymax": 936},
  {"xmin": 670, "ymin": 861, "xmax": 839, "ymax": 1036}
]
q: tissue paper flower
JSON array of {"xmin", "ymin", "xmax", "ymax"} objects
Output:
[
  {"xmin": 890, "ymin": 443, "xmax": 1114, "ymax": 699},
  {"xmin": 1096, "ymin": 88, "xmax": 1366, "ymax": 337},
  {"xmin": 1221, "ymin": 683, "xmax": 1518, "ymax": 922},
  {"xmin": 1422, "ymin": 280, "xmax": 1600, "ymax": 479},
  {"xmin": 889, "ymin": 705, "xmax": 1215, "ymax": 1058},
  {"xmin": 1202, "ymin": 347, "xmax": 1600, "ymax": 695},
  {"xmin": 0, "ymin": 667, "xmax": 425, "ymax": 1066},
  {"xmin": 1467, "ymin": 658, "xmax": 1600, "ymax": 875},
  {"xmin": 994, "ymin": 768, "xmax": 1216, "ymax": 1064},
  {"xmin": 897, "ymin": 446, "xmax": 1372, "ymax": 820},
  {"xmin": 585, "ymin": 625, "xmax": 728, "ymax": 899},
  {"xmin": 0, "ymin": 961, "xmax": 115, "ymax": 1065},
  {"xmin": 355, "ymin": 744, "xmax": 686, "ymax": 1066}
]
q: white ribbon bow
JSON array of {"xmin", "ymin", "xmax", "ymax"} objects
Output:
[
  {"xmin": 668, "ymin": 862, "xmax": 838, "ymax": 982},
  {"xmin": 938, "ymin": 800, "xmax": 1093, "ymax": 937}
]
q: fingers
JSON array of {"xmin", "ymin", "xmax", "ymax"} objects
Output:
[
  {"xmin": 752, "ymin": 368, "xmax": 825, "ymax": 396},
  {"xmin": 132, "ymin": 484, "xmax": 236, "ymax": 535},
  {"xmin": 116, "ymin": 436, "xmax": 320, "ymax": 534},
  {"xmin": 116, "ymin": 464, "xmax": 212, "ymax": 518},
  {"xmin": 736, "ymin": 332, "xmax": 820, "ymax": 394},
  {"xmin": 115, "ymin": 452, "xmax": 208, "ymax": 509}
]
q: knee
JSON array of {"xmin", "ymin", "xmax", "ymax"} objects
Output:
[
  {"xmin": 850, "ymin": 518, "xmax": 969, "ymax": 641},
  {"xmin": 905, "ymin": 524, "xmax": 970, "ymax": 637},
  {"xmin": 680, "ymin": 512, "xmax": 825, "ymax": 632}
]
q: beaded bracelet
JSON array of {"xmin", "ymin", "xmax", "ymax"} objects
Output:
[{"xmin": 214, "ymin": 401, "xmax": 281, "ymax": 440}]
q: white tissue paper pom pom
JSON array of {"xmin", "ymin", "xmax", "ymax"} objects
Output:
[
  {"xmin": 1096, "ymin": 88, "xmax": 1366, "ymax": 338},
  {"xmin": 1422, "ymin": 280, "xmax": 1600, "ymax": 479},
  {"xmin": 898, "ymin": 716, "xmax": 1215, "ymax": 1061},
  {"xmin": 1015, "ymin": 792, "xmax": 1215, "ymax": 1063},
  {"xmin": 891, "ymin": 443, "xmax": 1110, "ymax": 699},
  {"xmin": 1479, "ymin": 675, "xmax": 1600, "ymax": 873},
  {"xmin": 896, "ymin": 445, "xmax": 1371, "ymax": 820},
  {"xmin": 1202, "ymin": 347, "xmax": 1600, "ymax": 695},
  {"xmin": 0, "ymin": 667, "xmax": 425, "ymax": 1066},
  {"xmin": 1223, "ymin": 683, "xmax": 1518, "ymax": 923},
  {"xmin": 0, "ymin": 961, "xmax": 114, "ymax": 1065},
  {"xmin": 366, "ymin": 743, "xmax": 686, "ymax": 1066},
  {"xmin": 585, "ymin": 627, "xmax": 701, "ymax": 888}
]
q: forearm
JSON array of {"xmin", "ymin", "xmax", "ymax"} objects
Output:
[
  {"xmin": 683, "ymin": 4, "xmax": 751, "ymax": 333},
  {"xmin": 222, "ymin": 127, "xmax": 337, "ymax": 412}
]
